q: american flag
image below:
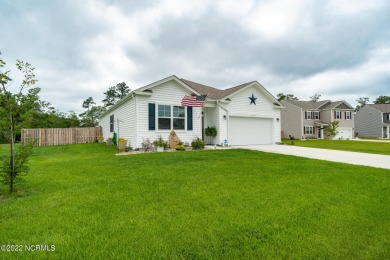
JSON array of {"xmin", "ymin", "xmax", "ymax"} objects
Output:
[{"xmin": 181, "ymin": 94, "xmax": 207, "ymax": 107}]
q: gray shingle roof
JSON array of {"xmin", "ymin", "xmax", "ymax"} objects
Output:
[
  {"xmin": 284, "ymin": 100, "xmax": 353, "ymax": 110},
  {"xmin": 369, "ymin": 104, "xmax": 390, "ymax": 112},
  {"xmin": 282, "ymin": 100, "xmax": 330, "ymax": 110},
  {"xmin": 180, "ymin": 79, "xmax": 253, "ymax": 100}
]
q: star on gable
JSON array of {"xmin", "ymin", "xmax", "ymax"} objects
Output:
[{"xmin": 249, "ymin": 93, "xmax": 257, "ymax": 105}]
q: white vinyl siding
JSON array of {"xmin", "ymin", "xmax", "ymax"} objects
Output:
[
  {"xmin": 222, "ymin": 84, "xmax": 281, "ymax": 144},
  {"xmin": 99, "ymin": 96, "xmax": 137, "ymax": 148},
  {"xmin": 136, "ymin": 80, "xmax": 202, "ymax": 148}
]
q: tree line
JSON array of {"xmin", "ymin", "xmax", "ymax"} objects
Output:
[{"xmin": 0, "ymin": 56, "xmax": 130, "ymax": 143}]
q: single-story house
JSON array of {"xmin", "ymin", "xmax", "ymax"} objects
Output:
[
  {"xmin": 280, "ymin": 99, "xmax": 355, "ymax": 140},
  {"xmin": 99, "ymin": 75, "xmax": 283, "ymax": 148},
  {"xmin": 355, "ymin": 104, "xmax": 390, "ymax": 138}
]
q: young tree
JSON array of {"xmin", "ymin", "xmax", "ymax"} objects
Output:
[
  {"xmin": 310, "ymin": 93, "xmax": 321, "ymax": 102},
  {"xmin": 0, "ymin": 52, "xmax": 38, "ymax": 192},
  {"xmin": 102, "ymin": 82, "xmax": 130, "ymax": 107},
  {"xmin": 374, "ymin": 95, "xmax": 390, "ymax": 104},
  {"xmin": 324, "ymin": 121, "xmax": 339, "ymax": 144}
]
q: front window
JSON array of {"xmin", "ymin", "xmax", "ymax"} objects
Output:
[
  {"xmin": 158, "ymin": 105, "xmax": 185, "ymax": 130},
  {"xmin": 306, "ymin": 111, "xmax": 312, "ymax": 120},
  {"xmin": 314, "ymin": 111, "xmax": 320, "ymax": 120},
  {"xmin": 335, "ymin": 111, "xmax": 341, "ymax": 120},
  {"xmin": 345, "ymin": 111, "xmax": 352, "ymax": 120},
  {"xmin": 173, "ymin": 106, "xmax": 185, "ymax": 130},
  {"xmin": 305, "ymin": 126, "xmax": 314, "ymax": 135},
  {"xmin": 158, "ymin": 105, "xmax": 171, "ymax": 130}
]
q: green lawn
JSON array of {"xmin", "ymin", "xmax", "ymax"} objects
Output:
[
  {"xmin": 283, "ymin": 139, "xmax": 390, "ymax": 155},
  {"xmin": 1, "ymin": 143, "xmax": 390, "ymax": 258}
]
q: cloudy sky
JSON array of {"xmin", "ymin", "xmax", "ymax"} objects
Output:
[{"xmin": 1, "ymin": 0, "xmax": 389, "ymax": 113}]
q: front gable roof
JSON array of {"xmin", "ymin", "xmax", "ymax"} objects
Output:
[{"xmin": 181, "ymin": 78, "xmax": 282, "ymax": 106}]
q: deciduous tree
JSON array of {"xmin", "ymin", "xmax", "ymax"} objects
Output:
[
  {"xmin": 374, "ymin": 95, "xmax": 390, "ymax": 104},
  {"xmin": 355, "ymin": 97, "xmax": 369, "ymax": 112},
  {"xmin": 277, "ymin": 93, "xmax": 299, "ymax": 101},
  {"xmin": 0, "ymin": 52, "xmax": 38, "ymax": 192}
]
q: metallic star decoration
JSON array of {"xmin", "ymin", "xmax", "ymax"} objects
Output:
[{"xmin": 249, "ymin": 93, "xmax": 257, "ymax": 105}]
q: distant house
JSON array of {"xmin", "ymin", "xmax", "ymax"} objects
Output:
[
  {"xmin": 99, "ymin": 75, "xmax": 283, "ymax": 148},
  {"xmin": 280, "ymin": 100, "xmax": 355, "ymax": 140},
  {"xmin": 355, "ymin": 104, "xmax": 390, "ymax": 138}
]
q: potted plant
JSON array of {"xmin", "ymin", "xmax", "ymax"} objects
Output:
[
  {"xmin": 97, "ymin": 136, "xmax": 104, "ymax": 143},
  {"xmin": 153, "ymin": 136, "xmax": 168, "ymax": 152},
  {"xmin": 117, "ymin": 137, "xmax": 128, "ymax": 150},
  {"xmin": 205, "ymin": 126, "xmax": 217, "ymax": 144}
]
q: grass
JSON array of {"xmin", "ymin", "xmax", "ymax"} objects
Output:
[
  {"xmin": 0, "ymin": 143, "xmax": 390, "ymax": 258},
  {"xmin": 283, "ymin": 139, "xmax": 390, "ymax": 155}
]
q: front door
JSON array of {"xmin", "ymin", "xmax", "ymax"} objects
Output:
[{"xmin": 317, "ymin": 127, "xmax": 322, "ymax": 139}]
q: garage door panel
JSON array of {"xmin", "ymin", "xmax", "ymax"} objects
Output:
[
  {"xmin": 335, "ymin": 128, "xmax": 352, "ymax": 140},
  {"xmin": 229, "ymin": 117, "xmax": 273, "ymax": 145}
]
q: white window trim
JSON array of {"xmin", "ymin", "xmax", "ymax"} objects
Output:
[
  {"xmin": 314, "ymin": 111, "xmax": 320, "ymax": 120},
  {"xmin": 346, "ymin": 111, "xmax": 351, "ymax": 120},
  {"xmin": 305, "ymin": 126, "xmax": 314, "ymax": 135},
  {"xmin": 306, "ymin": 111, "xmax": 312, "ymax": 120},
  {"xmin": 335, "ymin": 110, "xmax": 341, "ymax": 120},
  {"xmin": 156, "ymin": 104, "xmax": 187, "ymax": 131}
]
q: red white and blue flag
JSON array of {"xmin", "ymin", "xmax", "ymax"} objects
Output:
[{"xmin": 181, "ymin": 94, "xmax": 207, "ymax": 107}]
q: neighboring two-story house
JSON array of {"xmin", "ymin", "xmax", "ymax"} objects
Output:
[
  {"xmin": 355, "ymin": 104, "xmax": 390, "ymax": 138},
  {"xmin": 281, "ymin": 100, "xmax": 354, "ymax": 140}
]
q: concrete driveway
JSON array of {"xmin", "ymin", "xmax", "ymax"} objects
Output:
[{"xmin": 235, "ymin": 145, "xmax": 390, "ymax": 170}]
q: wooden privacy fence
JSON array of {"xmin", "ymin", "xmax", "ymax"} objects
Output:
[{"xmin": 21, "ymin": 127, "xmax": 102, "ymax": 146}]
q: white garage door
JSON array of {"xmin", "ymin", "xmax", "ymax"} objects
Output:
[
  {"xmin": 335, "ymin": 128, "xmax": 353, "ymax": 140},
  {"xmin": 229, "ymin": 116, "xmax": 273, "ymax": 145}
]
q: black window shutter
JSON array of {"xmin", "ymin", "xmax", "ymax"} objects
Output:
[
  {"xmin": 110, "ymin": 115, "xmax": 114, "ymax": 132},
  {"xmin": 187, "ymin": 107, "xmax": 193, "ymax": 131},
  {"xmin": 148, "ymin": 103, "xmax": 155, "ymax": 130}
]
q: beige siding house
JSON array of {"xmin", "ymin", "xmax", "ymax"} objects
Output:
[
  {"xmin": 281, "ymin": 100, "xmax": 355, "ymax": 140},
  {"xmin": 100, "ymin": 75, "xmax": 283, "ymax": 148}
]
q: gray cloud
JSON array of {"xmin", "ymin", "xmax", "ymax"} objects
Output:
[{"xmin": 1, "ymin": 0, "xmax": 389, "ymax": 113}]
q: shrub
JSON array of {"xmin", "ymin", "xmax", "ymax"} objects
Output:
[
  {"xmin": 175, "ymin": 144, "xmax": 186, "ymax": 151},
  {"xmin": 153, "ymin": 136, "xmax": 168, "ymax": 149},
  {"xmin": 205, "ymin": 126, "xmax": 217, "ymax": 137},
  {"xmin": 191, "ymin": 137, "xmax": 205, "ymax": 150}
]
